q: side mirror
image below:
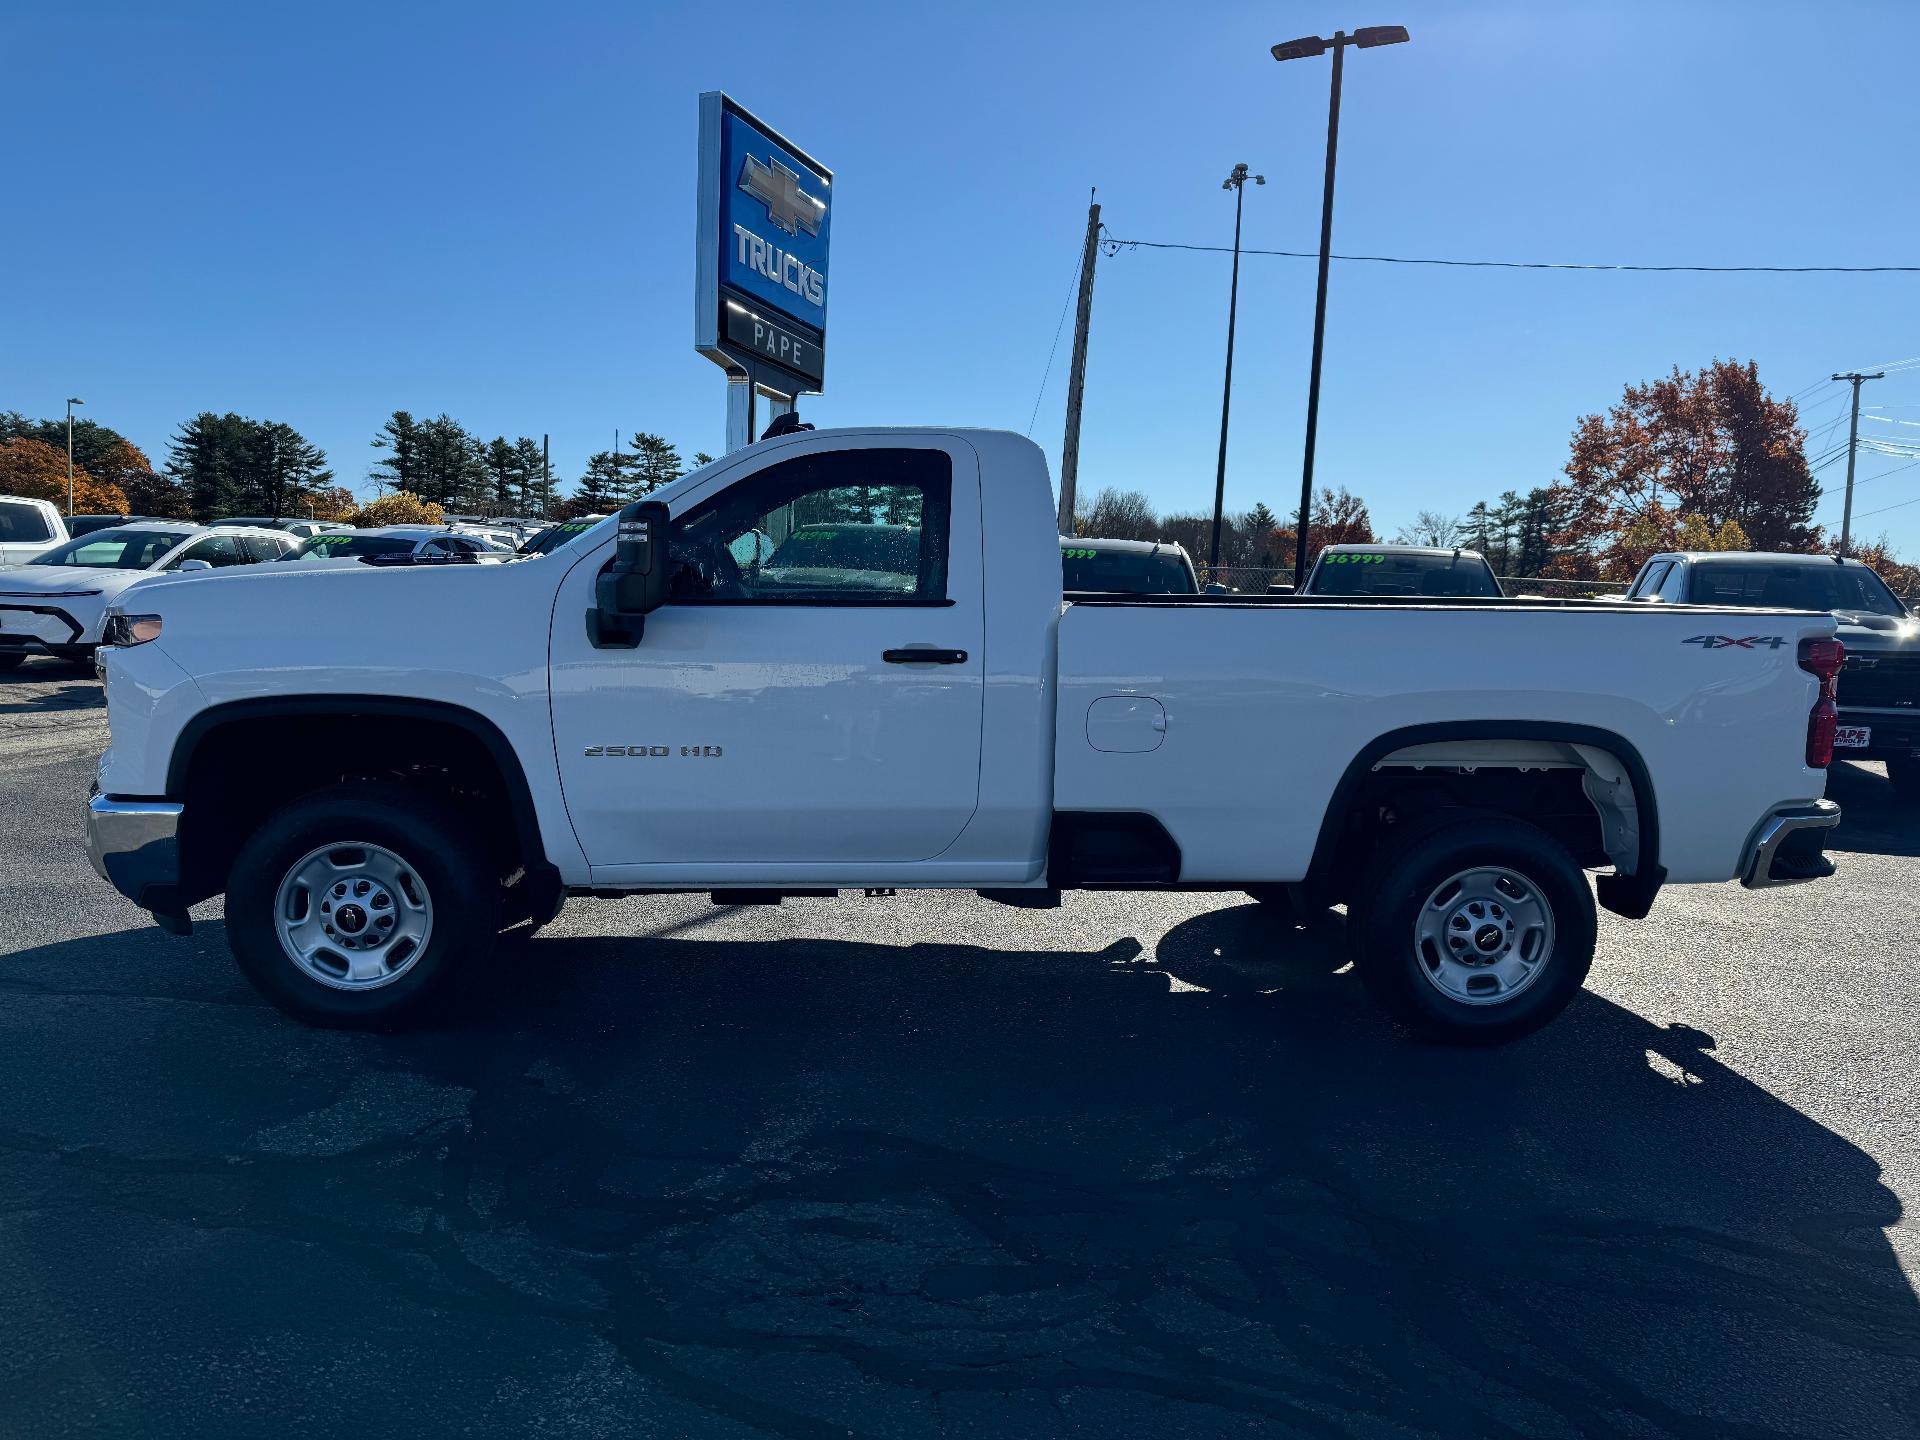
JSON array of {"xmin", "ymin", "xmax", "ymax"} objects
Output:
[
  {"xmin": 587, "ymin": 500, "xmax": 671, "ymax": 649},
  {"xmin": 176, "ymin": 558, "xmax": 214, "ymax": 573}
]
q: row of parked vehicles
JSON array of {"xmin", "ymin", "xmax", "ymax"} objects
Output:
[{"xmin": 0, "ymin": 497, "xmax": 578, "ymax": 669}]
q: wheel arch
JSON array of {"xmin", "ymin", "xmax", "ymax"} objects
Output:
[
  {"xmin": 165, "ymin": 695, "xmax": 552, "ymax": 902},
  {"xmin": 1304, "ymin": 721, "xmax": 1664, "ymax": 917}
]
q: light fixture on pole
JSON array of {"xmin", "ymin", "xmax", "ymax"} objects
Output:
[
  {"xmin": 1209, "ymin": 163, "xmax": 1263, "ymax": 576},
  {"xmin": 64, "ymin": 397, "xmax": 85, "ymax": 516},
  {"xmin": 1271, "ymin": 24, "xmax": 1409, "ymax": 584}
]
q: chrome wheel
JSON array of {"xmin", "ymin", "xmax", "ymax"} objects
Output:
[
  {"xmin": 1412, "ymin": 865, "xmax": 1556, "ymax": 1007},
  {"xmin": 272, "ymin": 841, "xmax": 433, "ymax": 991}
]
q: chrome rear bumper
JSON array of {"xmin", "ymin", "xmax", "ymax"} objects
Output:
[{"xmin": 1740, "ymin": 799, "xmax": 1842, "ymax": 888}]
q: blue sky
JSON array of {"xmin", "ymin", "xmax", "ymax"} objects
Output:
[{"xmin": 6, "ymin": 0, "xmax": 1919, "ymax": 552}]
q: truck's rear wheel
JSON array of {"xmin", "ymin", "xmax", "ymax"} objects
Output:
[
  {"xmin": 226, "ymin": 783, "xmax": 495, "ymax": 1028},
  {"xmin": 1347, "ymin": 817, "xmax": 1595, "ymax": 1045}
]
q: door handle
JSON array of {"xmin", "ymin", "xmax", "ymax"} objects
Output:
[{"xmin": 883, "ymin": 647, "xmax": 968, "ymax": 664}]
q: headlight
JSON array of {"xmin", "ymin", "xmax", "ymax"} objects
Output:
[{"xmin": 101, "ymin": 611, "xmax": 163, "ymax": 647}]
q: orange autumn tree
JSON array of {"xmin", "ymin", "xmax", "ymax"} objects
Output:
[
  {"xmin": 0, "ymin": 436, "xmax": 128, "ymax": 515},
  {"xmin": 1551, "ymin": 360, "xmax": 1819, "ymax": 579}
]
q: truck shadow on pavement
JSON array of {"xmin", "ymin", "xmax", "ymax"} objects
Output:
[
  {"xmin": 1, "ymin": 907, "xmax": 1916, "ymax": 1438},
  {"xmin": 1824, "ymin": 760, "xmax": 1920, "ymax": 858}
]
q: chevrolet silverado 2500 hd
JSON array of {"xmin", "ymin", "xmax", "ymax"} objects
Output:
[{"xmin": 86, "ymin": 428, "xmax": 1843, "ymax": 1042}]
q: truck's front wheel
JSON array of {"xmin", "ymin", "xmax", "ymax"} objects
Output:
[
  {"xmin": 1348, "ymin": 817, "xmax": 1596, "ymax": 1045},
  {"xmin": 226, "ymin": 783, "xmax": 495, "ymax": 1028}
]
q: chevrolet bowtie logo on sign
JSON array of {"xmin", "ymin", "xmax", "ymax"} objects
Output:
[{"xmin": 739, "ymin": 154, "xmax": 826, "ymax": 237}]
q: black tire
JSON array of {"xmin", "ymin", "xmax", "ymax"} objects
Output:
[
  {"xmin": 1887, "ymin": 755, "xmax": 1920, "ymax": 802},
  {"xmin": 0, "ymin": 652, "xmax": 24, "ymax": 672},
  {"xmin": 1347, "ymin": 816, "xmax": 1596, "ymax": 1045},
  {"xmin": 226, "ymin": 782, "xmax": 498, "ymax": 1028}
]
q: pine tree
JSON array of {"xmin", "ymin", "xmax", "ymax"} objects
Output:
[
  {"xmin": 168, "ymin": 412, "xmax": 253, "ymax": 518},
  {"xmin": 371, "ymin": 411, "xmax": 423, "ymax": 496},
  {"xmin": 511, "ymin": 436, "xmax": 549, "ymax": 516},
  {"xmin": 692, "ymin": 451, "xmax": 716, "ymax": 469},
  {"xmin": 484, "ymin": 437, "xmax": 519, "ymax": 512},
  {"xmin": 574, "ymin": 451, "xmax": 628, "ymax": 512},
  {"xmin": 239, "ymin": 421, "xmax": 332, "ymax": 517},
  {"xmin": 626, "ymin": 432, "xmax": 682, "ymax": 499}
]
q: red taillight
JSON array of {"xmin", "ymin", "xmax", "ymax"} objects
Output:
[{"xmin": 1799, "ymin": 637, "xmax": 1846, "ymax": 767}]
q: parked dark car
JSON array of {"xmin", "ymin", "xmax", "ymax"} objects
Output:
[
  {"xmin": 1298, "ymin": 544, "xmax": 1505, "ymax": 599},
  {"xmin": 66, "ymin": 514, "xmax": 163, "ymax": 538},
  {"xmin": 1061, "ymin": 537, "xmax": 1199, "ymax": 595}
]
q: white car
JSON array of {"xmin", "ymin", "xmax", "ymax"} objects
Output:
[
  {"xmin": 89, "ymin": 426, "xmax": 1842, "ymax": 1043},
  {"xmin": 281, "ymin": 526, "xmax": 510, "ymax": 567},
  {"xmin": 0, "ymin": 495, "xmax": 71, "ymax": 567},
  {"xmin": 0, "ymin": 522, "xmax": 295, "ymax": 668}
]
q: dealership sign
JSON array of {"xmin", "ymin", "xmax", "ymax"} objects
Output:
[{"xmin": 695, "ymin": 93, "xmax": 831, "ymax": 393}]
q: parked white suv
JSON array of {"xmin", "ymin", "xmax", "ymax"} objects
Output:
[
  {"xmin": 0, "ymin": 495, "xmax": 70, "ymax": 567},
  {"xmin": 0, "ymin": 522, "xmax": 294, "ymax": 668}
]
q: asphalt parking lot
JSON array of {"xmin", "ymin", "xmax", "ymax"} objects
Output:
[{"xmin": 2, "ymin": 658, "xmax": 1917, "ymax": 1439}]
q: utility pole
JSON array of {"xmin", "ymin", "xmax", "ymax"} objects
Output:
[
  {"xmin": 64, "ymin": 397, "xmax": 84, "ymax": 515},
  {"xmin": 1056, "ymin": 194, "xmax": 1101, "ymax": 535},
  {"xmin": 542, "ymin": 434, "xmax": 551, "ymax": 519},
  {"xmin": 1833, "ymin": 370, "xmax": 1883, "ymax": 554},
  {"xmin": 1210, "ymin": 165, "xmax": 1263, "ymax": 573}
]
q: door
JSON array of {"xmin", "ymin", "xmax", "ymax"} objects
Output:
[{"xmin": 549, "ymin": 439, "xmax": 985, "ymax": 872}]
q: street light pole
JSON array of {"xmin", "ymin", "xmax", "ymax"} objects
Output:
[
  {"xmin": 1209, "ymin": 164, "xmax": 1263, "ymax": 575},
  {"xmin": 1272, "ymin": 25, "xmax": 1409, "ymax": 584},
  {"xmin": 64, "ymin": 397, "xmax": 84, "ymax": 515}
]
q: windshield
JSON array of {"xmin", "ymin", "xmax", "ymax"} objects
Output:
[
  {"xmin": 519, "ymin": 521, "xmax": 598, "ymax": 556},
  {"xmin": 1687, "ymin": 562, "xmax": 1908, "ymax": 616},
  {"xmin": 31, "ymin": 529, "xmax": 182, "ymax": 569},
  {"xmin": 284, "ymin": 533, "xmax": 418, "ymax": 562},
  {"xmin": 1307, "ymin": 550, "xmax": 1504, "ymax": 598},
  {"xmin": 1061, "ymin": 545, "xmax": 1197, "ymax": 594}
]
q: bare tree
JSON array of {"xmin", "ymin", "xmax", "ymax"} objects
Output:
[
  {"xmin": 1077, "ymin": 488, "xmax": 1159, "ymax": 541},
  {"xmin": 1395, "ymin": 509, "xmax": 1461, "ymax": 547}
]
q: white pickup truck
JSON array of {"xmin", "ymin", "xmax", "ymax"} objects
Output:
[{"xmin": 86, "ymin": 428, "xmax": 1844, "ymax": 1043}]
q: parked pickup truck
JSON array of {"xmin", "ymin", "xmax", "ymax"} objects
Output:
[
  {"xmin": 1625, "ymin": 550, "xmax": 1920, "ymax": 800},
  {"xmin": 86, "ymin": 428, "xmax": 1844, "ymax": 1043},
  {"xmin": 0, "ymin": 494, "xmax": 70, "ymax": 568}
]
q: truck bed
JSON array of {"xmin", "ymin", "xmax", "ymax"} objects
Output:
[{"xmin": 1053, "ymin": 596, "xmax": 1832, "ymax": 886}]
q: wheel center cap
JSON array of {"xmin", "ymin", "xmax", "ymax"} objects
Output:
[
  {"xmin": 335, "ymin": 903, "xmax": 368, "ymax": 934},
  {"xmin": 1473, "ymin": 923, "xmax": 1504, "ymax": 952}
]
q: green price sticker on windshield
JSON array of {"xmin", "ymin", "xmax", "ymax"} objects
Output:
[{"xmin": 1325, "ymin": 553, "xmax": 1386, "ymax": 565}]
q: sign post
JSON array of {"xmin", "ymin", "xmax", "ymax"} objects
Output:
[{"xmin": 696, "ymin": 93, "xmax": 832, "ymax": 450}]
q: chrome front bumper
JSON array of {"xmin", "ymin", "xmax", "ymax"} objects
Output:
[
  {"xmin": 86, "ymin": 793, "xmax": 184, "ymax": 910},
  {"xmin": 1740, "ymin": 799, "xmax": 1842, "ymax": 888}
]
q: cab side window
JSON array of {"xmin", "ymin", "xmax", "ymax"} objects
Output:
[
  {"xmin": 1656, "ymin": 562, "xmax": 1690, "ymax": 603},
  {"xmin": 667, "ymin": 448, "xmax": 953, "ymax": 605},
  {"xmin": 1629, "ymin": 560, "xmax": 1671, "ymax": 600}
]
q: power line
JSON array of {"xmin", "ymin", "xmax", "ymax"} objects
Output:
[
  {"xmin": 1100, "ymin": 234, "xmax": 1920, "ymax": 274},
  {"xmin": 1025, "ymin": 244, "xmax": 1084, "ymax": 437}
]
